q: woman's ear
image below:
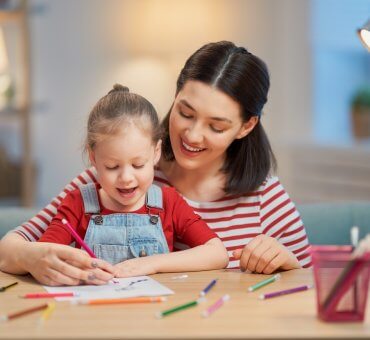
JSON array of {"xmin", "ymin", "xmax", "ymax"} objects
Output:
[
  {"xmin": 235, "ymin": 116, "xmax": 259, "ymax": 139},
  {"xmin": 154, "ymin": 140, "xmax": 162, "ymax": 165},
  {"xmin": 88, "ymin": 148, "xmax": 96, "ymax": 166}
]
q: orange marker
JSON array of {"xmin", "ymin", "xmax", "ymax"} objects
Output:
[{"xmin": 74, "ymin": 296, "xmax": 167, "ymax": 305}]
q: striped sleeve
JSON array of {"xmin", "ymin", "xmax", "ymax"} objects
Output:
[
  {"xmin": 12, "ymin": 168, "xmax": 98, "ymax": 241},
  {"xmin": 260, "ymin": 177, "xmax": 312, "ymax": 268}
]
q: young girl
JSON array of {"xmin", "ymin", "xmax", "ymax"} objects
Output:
[{"xmin": 37, "ymin": 84, "xmax": 229, "ymax": 279}]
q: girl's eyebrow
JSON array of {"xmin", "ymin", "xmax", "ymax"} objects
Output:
[{"xmin": 179, "ymin": 99, "xmax": 232, "ymax": 124}]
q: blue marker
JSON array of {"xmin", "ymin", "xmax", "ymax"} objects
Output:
[{"xmin": 200, "ymin": 279, "xmax": 218, "ymax": 296}]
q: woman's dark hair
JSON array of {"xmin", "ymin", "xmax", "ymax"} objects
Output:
[
  {"xmin": 85, "ymin": 84, "xmax": 161, "ymax": 152},
  {"xmin": 162, "ymin": 41, "xmax": 276, "ymax": 195}
]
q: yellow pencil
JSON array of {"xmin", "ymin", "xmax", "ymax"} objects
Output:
[{"xmin": 38, "ymin": 302, "xmax": 55, "ymax": 323}]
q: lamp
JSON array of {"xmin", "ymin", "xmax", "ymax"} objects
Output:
[{"xmin": 358, "ymin": 19, "xmax": 370, "ymax": 52}]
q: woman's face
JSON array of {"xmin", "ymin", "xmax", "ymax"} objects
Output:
[{"xmin": 169, "ymin": 80, "xmax": 256, "ymax": 171}]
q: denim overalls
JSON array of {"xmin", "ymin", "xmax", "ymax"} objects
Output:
[{"xmin": 80, "ymin": 183, "xmax": 170, "ymax": 264}]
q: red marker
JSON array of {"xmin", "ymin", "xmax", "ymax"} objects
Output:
[{"xmin": 20, "ymin": 292, "xmax": 78, "ymax": 299}]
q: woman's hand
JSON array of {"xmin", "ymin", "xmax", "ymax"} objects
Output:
[
  {"xmin": 232, "ymin": 234, "xmax": 300, "ymax": 274},
  {"xmin": 0, "ymin": 233, "xmax": 115, "ymax": 286},
  {"xmin": 30, "ymin": 242, "xmax": 116, "ymax": 286},
  {"xmin": 113, "ymin": 256, "xmax": 157, "ymax": 278}
]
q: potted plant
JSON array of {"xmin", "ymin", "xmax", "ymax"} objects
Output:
[{"xmin": 351, "ymin": 86, "xmax": 370, "ymax": 139}]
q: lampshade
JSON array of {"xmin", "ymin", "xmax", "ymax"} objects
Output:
[{"xmin": 358, "ymin": 19, "xmax": 370, "ymax": 52}]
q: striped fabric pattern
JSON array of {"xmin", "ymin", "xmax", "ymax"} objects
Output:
[{"xmin": 14, "ymin": 167, "xmax": 312, "ymax": 269}]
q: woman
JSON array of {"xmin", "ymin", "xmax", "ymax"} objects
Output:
[{"xmin": 0, "ymin": 41, "xmax": 311, "ymax": 286}]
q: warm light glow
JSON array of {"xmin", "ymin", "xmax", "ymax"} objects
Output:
[{"xmin": 0, "ymin": 27, "xmax": 8, "ymax": 73}]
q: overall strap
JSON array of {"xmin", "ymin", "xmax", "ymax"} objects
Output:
[
  {"xmin": 146, "ymin": 184, "xmax": 163, "ymax": 210},
  {"xmin": 79, "ymin": 183, "xmax": 101, "ymax": 214}
]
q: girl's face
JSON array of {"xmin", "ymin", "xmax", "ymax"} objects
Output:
[
  {"xmin": 169, "ymin": 80, "xmax": 257, "ymax": 172},
  {"xmin": 89, "ymin": 121, "xmax": 161, "ymax": 212}
]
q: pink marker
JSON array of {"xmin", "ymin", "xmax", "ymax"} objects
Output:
[
  {"xmin": 201, "ymin": 294, "xmax": 230, "ymax": 317},
  {"xmin": 62, "ymin": 219, "xmax": 96, "ymax": 258},
  {"xmin": 21, "ymin": 292, "xmax": 78, "ymax": 298}
]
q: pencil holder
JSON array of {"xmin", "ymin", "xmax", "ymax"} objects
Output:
[{"xmin": 310, "ymin": 245, "xmax": 370, "ymax": 322}]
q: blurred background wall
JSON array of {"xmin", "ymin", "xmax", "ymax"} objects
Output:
[{"xmin": 0, "ymin": 0, "xmax": 369, "ymax": 207}]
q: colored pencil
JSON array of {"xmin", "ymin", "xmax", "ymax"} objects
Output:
[
  {"xmin": 202, "ymin": 294, "xmax": 230, "ymax": 317},
  {"xmin": 200, "ymin": 279, "xmax": 218, "ymax": 296},
  {"xmin": 20, "ymin": 292, "xmax": 78, "ymax": 299},
  {"xmin": 74, "ymin": 296, "xmax": 167, "ymax": 305},
  {"xmin": 38, "ymin": 303, "xmax": 56, "ymax": 323},
  {"xmin": 62, "ymin": 218, "xmax": 96, "ymax": 258},
  {"xmin": 259, "ymin": 284, "xmax": 313, "ymax": 300},
  {"xmin": 0, "ymin": 303, "xmax": 49, "ymax": 322},
  {"xmin": 0, "ymin": 282, "xmax": 18, "ymax": 292},
  {"xmin": 248, "ymin": 274, "xmax": 281, "ymax": 292},
  {"xmin": 156, "ymin": 298, "xmax": 204, "ymax": 318}
]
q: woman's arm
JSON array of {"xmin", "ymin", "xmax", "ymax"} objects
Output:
[
  {"xmin": 0, "ymin": 232, "xmax": 115, "ymax": 285},
  {"xmin": 233, "ymin": 177, "xmax": 311, "ymax": 274},
  {"xmin": 114, "ymin": 238, "xmax": 229, "ymax": 277}
]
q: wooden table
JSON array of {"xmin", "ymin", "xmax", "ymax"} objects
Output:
[{"xmin": 0, "ymin": 268, "xmax": 369, "ymax": 339}]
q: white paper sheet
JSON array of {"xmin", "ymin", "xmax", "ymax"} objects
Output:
[{"xmin": 43, "ymin": 276, "xmax": 174, "ymax": 301}]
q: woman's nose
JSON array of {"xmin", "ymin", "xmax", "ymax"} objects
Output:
[{"xmin": 185, "ymin": 122, "xmax": 204, "ymax": 144}]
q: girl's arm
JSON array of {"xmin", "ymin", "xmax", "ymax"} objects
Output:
[{"xmin": 114, "ymin": 238, "xmax": 229, "ymax": 277}]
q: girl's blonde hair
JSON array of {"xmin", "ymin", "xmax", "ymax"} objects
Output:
[{"xmin": 85, "ymin": 84, "xmax": 161, "ymax": 152}]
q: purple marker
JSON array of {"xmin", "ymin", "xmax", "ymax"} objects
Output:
[{"xmin": 259, "ymin": 284, "xmax": 313, "ymax": 300}]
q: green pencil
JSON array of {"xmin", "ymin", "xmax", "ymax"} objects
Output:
[
  {"xmin": 156, "ymin": 298, "xmax": 204, "ymax": 318},
  {"xmin": 248, "ymin": 274, "xmax": 281, "ymax": 292}
]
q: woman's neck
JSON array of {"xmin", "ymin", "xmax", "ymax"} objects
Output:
[{"xmin": 160, "ymin": 159, "xmax": 226, "ymax": 202}]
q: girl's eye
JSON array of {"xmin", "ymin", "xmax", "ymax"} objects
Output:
[
  {"xmin": 133, "ymin": 164, "xmax": 145, "ymax": 169},
  {"xmin": 210, "ymin": 125, "xmax": 225, "ymax": 133},
  {"xmin": 106, "ymin": 165, "xmax": 118, "ymax": 170},
  {"xmin": 179, "ymin": 110, "xmax": 192, "ymax": 119}
]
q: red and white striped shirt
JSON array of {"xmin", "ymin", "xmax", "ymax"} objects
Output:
[{"xmin": 14, "ymin": 167, "xmax": 312, "ymax": 269}]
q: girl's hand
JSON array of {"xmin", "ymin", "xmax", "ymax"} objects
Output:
[
  {"xmin": 114, "ymin": 257, "xmax": 157, "ymax": 278},
  {"xmin": 232, "ymin": 234, "xmax": 300, "ymax": 274},
  {"xmin": 23, "ymin": 242, "xmax": 115, "ymax": 286}
]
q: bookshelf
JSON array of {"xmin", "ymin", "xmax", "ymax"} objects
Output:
[{"xmin": 0, "ymin": 0, "xmax": 33, "ymax": 207}]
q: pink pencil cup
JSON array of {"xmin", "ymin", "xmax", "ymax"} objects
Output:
[{"xmin": 310, "ymin": 245, "xmax": 370, "ymax": 322}]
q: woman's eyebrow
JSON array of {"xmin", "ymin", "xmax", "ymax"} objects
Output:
[
  {"xmin": 209, "ymin": 116, "xmax": 232, "ymax": 124},
  {"xmin": 179, "ymin": 99, "xmax": 195, "ymax": 111},
  {"xmin": 179, "ymin": 99, "xmax": 232, "ymax": 124}
]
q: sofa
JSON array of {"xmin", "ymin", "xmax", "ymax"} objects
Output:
[{"xmin": 0, "ymin": 202, "xmax": 370, "ymax": 244}]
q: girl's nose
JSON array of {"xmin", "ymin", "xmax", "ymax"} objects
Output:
[{"xmin": 118, "ymin": 169, "xmax": 134, "ymax": 184}]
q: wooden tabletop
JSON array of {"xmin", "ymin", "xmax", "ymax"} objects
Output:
[{"xmin": 0, "ymin": 268, "xmax": 369, "ymax": 339}]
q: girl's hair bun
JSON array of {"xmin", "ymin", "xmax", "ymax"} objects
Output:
[{"xmin": 108, "ymin": 84, "xmax": 129, "ymax": 95}]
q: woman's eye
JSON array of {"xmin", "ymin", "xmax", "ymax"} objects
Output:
[
  {"xmin": 179, "ymin": 110, "xmax": 192, "ymax": 119},
  {"xmin": 210, "ymin": 125, "xmax": 225, "ymax": 133}
]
